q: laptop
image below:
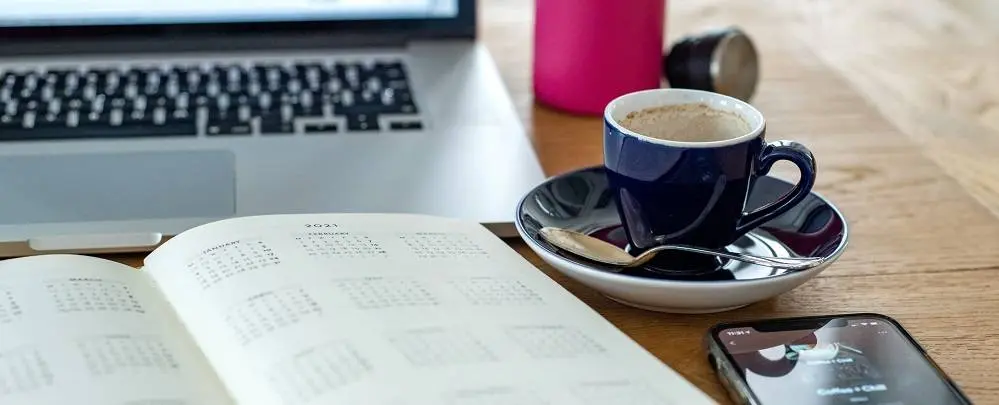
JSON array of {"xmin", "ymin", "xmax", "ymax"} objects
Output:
[{"xmin": 0, "ymin": 0, "xmax": 546, "ymax": 257}]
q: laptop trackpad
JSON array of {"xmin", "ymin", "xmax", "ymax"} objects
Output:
[{"xmin": 0, "ymin": 150, "xmax": 236, "ymax": 225}]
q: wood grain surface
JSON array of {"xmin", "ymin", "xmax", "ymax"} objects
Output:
[
  {"xmin": 475, "ymin": 0, "xmax": 999, "ymax": 402},
  {"xmin": 100, "ymin": 0, "xmax": 999, "ymax": 403}
]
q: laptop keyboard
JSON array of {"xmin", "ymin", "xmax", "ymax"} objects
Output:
[{"xmin": 0, "ymin": 59, "xmax": 423, "ymax": 141}]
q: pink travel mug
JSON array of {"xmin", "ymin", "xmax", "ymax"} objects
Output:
[{"xmin": 533, "ymin": 0, "xmax": 666, "ymax": 115}]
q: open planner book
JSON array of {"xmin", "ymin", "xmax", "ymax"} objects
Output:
[{"xmin": 0, "ymin": 213, "xmax": 716, "ymax": 405}]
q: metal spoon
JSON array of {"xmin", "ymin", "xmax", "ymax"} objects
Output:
[{"xmin": 538, "ymin": 227, "xmax": 825, "ymax": 271}]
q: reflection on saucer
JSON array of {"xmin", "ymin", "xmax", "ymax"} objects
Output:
[
  {"xmin": 586, "ymin": 223, "xmax": 794, "ymax": 281},
  {"xmin": 519, "ymin": 167, "xmax": 844, "ymax": 282},
  {"xmin": 515, "ymin": 166, "xmax": 850, "ymax": 313}
]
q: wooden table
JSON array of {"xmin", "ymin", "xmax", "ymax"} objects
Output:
[
  {"xmin": 108, "ymin": 0, "xmax": 999, "ymax": 403},
  {"xmin": 479, "ymin": 0, "xmax": 999, "ymax": 402}
]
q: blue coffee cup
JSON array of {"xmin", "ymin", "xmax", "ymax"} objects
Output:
[{"xmin": 604, "ymin": 89, "xmax": 816, "ymax": 261}]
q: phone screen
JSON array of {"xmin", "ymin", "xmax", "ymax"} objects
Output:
[{"xmin": 715, "ymin": 316, "xmax": 967, "ymax": 405}]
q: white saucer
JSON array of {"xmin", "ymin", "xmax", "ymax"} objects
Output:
[{"xmin": 514, "ymin": 166, "xmax": 849, "ymax": 313}]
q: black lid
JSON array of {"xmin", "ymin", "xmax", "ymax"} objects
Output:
[{"xmin": 663, "ymin": 27, "xmax": 759, "ymax": 102}]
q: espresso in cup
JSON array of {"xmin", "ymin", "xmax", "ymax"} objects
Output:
[
  {"xmin": 619, "ymin": 103, "xmax": 751, "ymax": 143},
  {"xmin": 603, "ymin": 89, "xmax": 817, "ymax": 271}
]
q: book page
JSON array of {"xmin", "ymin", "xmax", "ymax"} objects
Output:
[
  {"xmin": 143, "ymin": 213, "xmax": 716, "ymax": 405},
  {"xmin": 0, "ymin": 254, "xmax": 232, "ymax": 405}
]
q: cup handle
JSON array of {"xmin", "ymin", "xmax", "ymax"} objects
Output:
[{"xmin": 734, "ymin": 140, "xmax": 817, "ymax": 235}]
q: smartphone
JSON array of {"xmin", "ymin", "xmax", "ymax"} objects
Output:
[{"xmin": 705, "ymin": 313, "xmax": 972, "ymax": 405}]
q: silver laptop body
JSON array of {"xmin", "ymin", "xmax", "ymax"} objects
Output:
[{"xmin": 0, "ymin": 0, "xmax": 545, "ymax": 257}]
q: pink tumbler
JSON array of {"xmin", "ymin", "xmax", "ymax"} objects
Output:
[{"xmin": 533, "ymin": 0, "xmax": 666, "ymax": 115}]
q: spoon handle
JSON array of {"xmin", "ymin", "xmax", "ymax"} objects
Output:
[{"xmin": 636, "ymin": 244, "xmax": 824, "ymax": 270}]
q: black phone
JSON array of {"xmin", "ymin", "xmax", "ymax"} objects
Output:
[{"xmin": 705, "ymin": 313, "xmax": 972, "ymax": 405}]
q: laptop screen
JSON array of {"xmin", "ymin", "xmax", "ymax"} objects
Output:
[{"xmin": 0, "ymin": 0, "xmax": 458, "ymax": 28}]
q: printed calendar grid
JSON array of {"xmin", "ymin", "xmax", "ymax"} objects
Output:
[
  {"xmin": 571, "ymin": 380, "xmax": 671, "ymax": 405},
  {"xmin": 398, "ymin": 232, "xmax": 489, "ymax": 259},
  {"xmin": 0, "ymin": 346, "xmax": 53, "ymax": 396},
  {"xmin": 186, "ymin": 239, "xmax": 281, "ymax": 289},
  {"xmin": 505, "ymin": 325, "xmax": 607, "ymax": 359},
  {"xmin": 76, "ymin": 335, "xmax": 180, "ymax": 377},
  {"xmin": 0, "ymin": 287, "xmax": 22, "ymax": 324},
  {"xmin": 45, "ymin": 278, "xmax": 145, "ymax": 314},
  {"xmin": 121, "ymin": 400, "xmax": 191, "ymax": 405},
  {"xmin": 267, "ymin": 340, "xmax": 372, "ymax": 404},
  {"xmin": 442, "ymin": 386, "xmax": 550, "ymax": 405},
  {"xmin": 449, "ymin": 277, "xmax": 544, "ymax": 306},
  {"xmin": 225, "ymin": 287, "xmax": 322, "ymax": 345},
  {"xmin": 333, "ymin": 277, "xmax": 440, "ymax": 309},
  {"xmin": 388, "ymin": 327, "xmax": 498, "ymax": 367},
  {"xmin": 295, "ymin": 231, "xmax": 388, "ymax": 259}
]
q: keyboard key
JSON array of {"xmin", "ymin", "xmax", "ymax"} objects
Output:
[
  {"xmin": 334, "ymin": 99, "xmax": 394, "ymax": 116},
  {"xmin": 216, "ymin": 122, "xmax": 253, "ymax": 136},
  {"xmin": 37, "ymin": 111, "xmax": 66, "ymax": 127},
  {"xmin": 345, "ymin": 114, "xmax": 379, "ymax": 131},
  {"xmin": 206, "ymin": 106, "xmax": 236, "ymax": 123},
  {"xmin": 0, "ymin": 114, "xmax": 19, "ymax": 131},
  {"xmin": 304, "ymin": 122, "xmax": 339, "ymax": 134},
  {"xmin": 389, "ymin": 121, "xmax": 423, "ymax": 131},
  {"xmin": 260, "ymin": 112, "xmax": 294, "ymax": 135},
  {"xmin": 206, "ymin": 115, "xmax": 251, "ymax": 136},
  {"xmin": 296, "ymin": 91, "xmax": 323, "ymax": 117}
]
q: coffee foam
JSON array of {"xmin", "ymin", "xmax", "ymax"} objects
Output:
[{"xmin": 618, "ymin": 103, "xmax": 751, "ymax": 142}]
